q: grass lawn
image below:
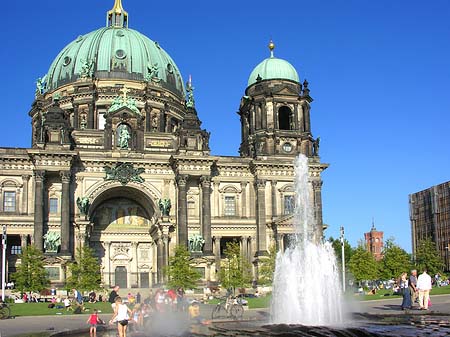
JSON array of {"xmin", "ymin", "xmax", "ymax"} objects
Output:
[
  {"xmin": 207, "ymin": 295, "xmax": 271, "ymax": 309},
  {"xmin": 351, "ymin": 285, "xmax": 450, "ymax": 301},
  {"xmin": 10, "ymin": 301, "xmax": 113, "ymax": 317}
]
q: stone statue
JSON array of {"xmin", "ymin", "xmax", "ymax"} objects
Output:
[
  {"xmin": 313, "ymin": 137, "xmax": 320, "ymax": 156},
  {"xmin": 80, "ymin": 115, "xmax": 87, "ymax": 130},
  {"xmin": 118, "ymin": 125, "xmax": 131, "ymax": 149},
  {"xmin": 188, "ymin": 234, "xmax": 205, "ymax": 253},
  {"xmin": 35, "ymin": 77, "xmax": 46, "ymax": 96},
  {"xmin": 80, "ymin": 59, "xmax": 94, "ymax": 78},
  {"xmin": 158, "ymin": 198, "xmax": 171, "ymax": 216},
  {"xmin": 76, "ymin": 196, "xmax": 90, "ymax": 217},
  {"xmin": 43, "ymin": 231, "xmax": 61, "ymax": 253}
]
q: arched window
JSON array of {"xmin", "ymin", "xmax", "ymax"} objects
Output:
[{"xmin": 278, "ymin": 106, "xmax": 293, "ymax": 130}]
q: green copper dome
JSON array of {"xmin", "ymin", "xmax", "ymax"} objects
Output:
[
  {"xmin": 46, "ymin": 26, "xmax": 185, "ymax": 97},
  {"xmin": 247, "ymin": 41, "xmax": 299, "ymax": 88}
]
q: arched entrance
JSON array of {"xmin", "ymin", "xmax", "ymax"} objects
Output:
[{"xmin": 88, "ymin": 186, "xmax": 157, "ymax": 289}]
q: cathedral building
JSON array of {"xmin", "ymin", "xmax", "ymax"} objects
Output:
[{"xmin": 0, "ymin": 0, "xmax": 327, "ymax": 288}]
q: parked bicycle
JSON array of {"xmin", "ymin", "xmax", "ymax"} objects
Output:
[
  {"xmin": 0, "ymin": 302, "xmax": 11, "ymax": 319},
  {"xmin": 211, "ymin": 296, "xmax": 244, "ymax": 320}
]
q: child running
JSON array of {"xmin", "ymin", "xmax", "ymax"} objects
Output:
[{"xmin": 86, "ymin": 309, "xmax": 102, "ymax": 337}]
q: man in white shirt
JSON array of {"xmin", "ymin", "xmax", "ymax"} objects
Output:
[{"xmin": 416, "ymin": 269, "xmax": 432, "ymax": 310}]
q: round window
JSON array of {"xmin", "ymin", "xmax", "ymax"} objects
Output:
[
  {"xmin": 115, "ymin": 49, "xmax": 126, "ymax": 59},
  {"xmin": 63, "ymin": 56, "xmax": 71, "ymax": 66},
  {"xmin": 282, "ymin": 142, "xmax": 293, "ymax": 153},
  {"xmin": 116, "ymin": 30, "xmax": 125, "ymax": 37},
  {"xmin": 167, "ymin": 63, "xmax": 173, "ymax": 73}
]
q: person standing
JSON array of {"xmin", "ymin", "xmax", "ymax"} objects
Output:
[
  {"xmin": 409, "ymin": 269, "xmax": 418, "ymax": 307},
  {"xmin": 417, "ymin": 268, "xmax": 432, "ymax": 310},
  {"xmin": 86, "ymin": 308, "xmax": 102, "ymax": 337},
  {"xmin": 109, "ymin": 296, "xmax": 132, "ymax": 337},
  {"xmin": 109, "ymin": 285, "xmax": 120, "ymax": 310},
  {"xmin": 399, "ymin": 272, "xmax": 411, "ymax": 310}
]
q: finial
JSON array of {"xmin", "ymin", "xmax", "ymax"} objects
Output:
[
  {"xmin": 186, "ymin": 75, "xmax": 195, "ymax": 108},
  {"xmin": 371, "ymin": 217, "xmax": 376, "ymax": 230},
  {"xmin": 268, "ymin": 40, "xmax": 275, "ymax": 58},
  {"xmin": 107, "ymin": 0, "xmax": 129, "ymax": 28}
]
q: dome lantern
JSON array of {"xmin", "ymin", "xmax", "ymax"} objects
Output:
[{"xmin": 107, "ymin": 0, "xmax": 129, "ymax": 28}]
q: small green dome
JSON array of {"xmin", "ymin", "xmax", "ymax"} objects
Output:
[
  {"xmin": 247, "ymin": 54, "xmax": 299, "ymax": 88},
  {"xmin": 46, "ymin": 26, "xmax": 184, "ymax": 97}
]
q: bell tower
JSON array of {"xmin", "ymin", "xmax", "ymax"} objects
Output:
[{"xmin": 238, "ymin": 41, "xmax": 320, "ymax": 158}]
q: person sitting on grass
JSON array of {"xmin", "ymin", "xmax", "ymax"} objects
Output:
[
  {"xmin": 63, "ymin": 297, "xmax": 71, "ymax": 311},
  {"xmin": 87, "ymin": 309, "xmax": 103, "ymax": 337}
]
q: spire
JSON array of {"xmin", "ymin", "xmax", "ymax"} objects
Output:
[
  {"xmin": 107, "ymin": 0, "xmax": 129, "ymax": 28},
  {"xmin": 268, "ymin": 39, "xmax": 275, "ymax": 58},
  {"xmin": 186, "ymin": 75, "xmax": 195, "ymax": 108},
  {"xmin": 371, "ymin": 217, "xmax": 376, "ymax": 231}
]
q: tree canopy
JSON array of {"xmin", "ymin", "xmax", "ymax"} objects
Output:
[
  {"xmin": 414, "ymin": 237, "xmax": 445, "ymax": 276},
  {"xmin": 258, "ymin": 244, "xmax": 277, "ymax": 285},
  {"xmin": 65, "ymin": 246, "xmax": 101, "ymax": 292},
  {"xmin": 166, "ymin": 245, "xmax": 201, "ymax": 289},
  {"xmin": 348, "ymin": 246, "xmax": 378, "ymax": 282},
  {"xmin": 12, "ymin": 245, "xmax": 49, "ymax": 292},
  {"xmin": 378, "ymin": 238, "xmax": 412, "ymax": 280},
  {"xmin": 219, "ymin": 241, "xmax": 252, "ymax": 293}
]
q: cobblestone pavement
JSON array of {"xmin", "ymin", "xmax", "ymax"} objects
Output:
[{"xmin": 1, "ymin": 295, "xmax": 450, "ymax": 337}]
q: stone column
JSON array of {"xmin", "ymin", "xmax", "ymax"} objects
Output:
[
  {"xmin": 104, "ymin": 241, "xmax": 111, "ymax": 287},
  {"xmin": 248, "ymin": 237, "xmax": 254, "ymax": 264},
  {"xmin": 88, "ymin": 103, "xmax": 95, "ymax": 129},
  {"xmin": 73, "ymin": 104, "xmax": 79, "ymax": 129},
  {"xmin": 33, "ymin": 170, "xmax": 45, "ymax": 251},
  {"xmin": 156, "ymin": 238, "xmax": 164, "ymax": 284},
  {"xmin": 255, "ymin": 179, "xmax": 267, "ymax": 256},
  {"xmin": 60, "ymin": 171, "xmax": 71, "ymax": 254},
  {"xmin": 200, "ymin": 176, "xmax": 212, "ymax": 255},
  {"xmin": 132, "ymin": 242, "xmax": 139, "ymax": 288},
  {"xmin": 21, "ymin": 175, "xmax": 30, "ymax": 215},
  {"xmin": 271, "ymin": 180, "xmax": 277, "ymax": 218},
  {"xmin": 214, "ymin": 182, "xmax": 220, "ymax": 217},
  {"xmin": 176, "ymin": 175, "xmax": 188, "ymax": 247},
  {"xmin": 214, "ymin": 236, "xmax": 221, "ymax": 273},
  {"xmin": 312, "ymin": 180, "xmax": 324, "ymax": 241},
  {"xmin": 20, "ymin": 234, "xmax": 28, "ymax": 251},
  {"xmin": 240, "ymin": 182, "xmax": 247, "ymax": 218}
]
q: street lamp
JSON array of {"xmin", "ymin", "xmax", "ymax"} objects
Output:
[
  {"xmin": 2, "ymin": 225, "xmax": 6, "ymax": 301},
  {"xmin": 340, "ymin": 226, "xmax": 345, "ymax": 293}
]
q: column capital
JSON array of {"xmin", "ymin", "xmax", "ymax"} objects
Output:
[
  {"xmin": 311, "ymin": 180, "xmax": 323, "ymax": 190},
  {"xmin": 200, "ymin": 176, "xmax": 211, "ymax": 188},
  {"xmin": 240, "ymin": 181, "xmax": 247, "ymax": 188},
  {"xmin": 60, "ymin": 170, "xmax": 71, "ymax": 183},
  {"xmin": 21, "ymin": 174, "xmax": 31, "ymax": 182},
  {"xmin": 176, "ymin": 174, "xmax": 189, "ymax": 187},
  {"xmin": 34, "ymin": 170, "xmax": 46, "ymax": 182},
  {"xmin": 271, "ymin": 180, "xmax": 277, "ymax": 187},
  {"xmin": 255, "ymin": 179, "xmax": 266, "ymax": 189}
]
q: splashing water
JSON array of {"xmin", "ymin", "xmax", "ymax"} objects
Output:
[{"xmin": 271, "ymin": 154, "xmax": 344, "ymax": 325}]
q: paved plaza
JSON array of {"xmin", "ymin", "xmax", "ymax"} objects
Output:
[{"xmin": 1, "ymin": 295, "xmax": 450, "ymax": 337}]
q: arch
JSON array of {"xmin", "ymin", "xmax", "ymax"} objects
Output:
[
  {"xmin": 87, "ymin": 181, "xmax": 160, "ymax": 221},
  {"xmin": 220, "ymin": 184, "xmax": 241, "ymax": 194},
  {"xmin": 279, "ymin": 184, "xmax": 294, "ymax": 193},
  {"xmin": 0, "ymin": 179, "xmax": 20, "ymax": 188},
  {"xmin": 278, "ymin": 106, "xmax": 293, "ymax": 130}
]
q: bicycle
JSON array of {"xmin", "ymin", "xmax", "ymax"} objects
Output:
[
  {"xmin": 0, "ymin": 302, "xmax": 11, "ymax": 319},
  {"xmin": 211, "ymin": 296, "xmax": 244, "ymax": 320}
]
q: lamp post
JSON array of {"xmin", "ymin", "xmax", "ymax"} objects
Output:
[
  {"xmin": 1, "ymin": 225, "xmax": 6, "ymax": 301},
  {"xmin": 340, "ymin": 226, "xmax": 345, "ymax": 293}
]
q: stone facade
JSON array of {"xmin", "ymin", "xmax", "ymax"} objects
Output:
[{"xmin": 0, "ymin": 2, "xmax": 328, "ymax": 289}]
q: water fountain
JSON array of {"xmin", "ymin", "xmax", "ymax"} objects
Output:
[{"xmin": 271, "ymin": 154, "xmax": 344, "ymax": 325}]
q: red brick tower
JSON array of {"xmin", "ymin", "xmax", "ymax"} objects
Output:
[{"xmin": 364, "ymin": 221, "xmax": 384, "ymax": 261}]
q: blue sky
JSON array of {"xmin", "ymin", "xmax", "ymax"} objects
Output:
[{"xmin": 3, "ymin": 1, "xmax": 450, "ymax": 252}]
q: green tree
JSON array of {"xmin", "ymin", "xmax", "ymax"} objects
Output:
[
  {"xmin": 348, "ymin": 246, "xmax": 378, "ymax": 283},
  {"xmin": 166, "ymin": 245, "xmax": 201, "ymax": 289},
  {"xmin": 328, "ymin": 236, "xmax": 353, "ymax": 267},
  {"xmin": 66, "ymin": 246, "xmax": 101, "ymax": 292},
  {"xmin": 414, "ymin": 237, "xmax": 445, "ymax": 276},
  {"xmin": 12, "ymin": 245, "xmax": 49, "ymax": 292},
  {"xmin": 219, "ymin": 241, "xmax": 252, "ymax": 293},
  {"xmin": 378, "ymin": 238, "xmax": 412, "ymax": 280},
  {"xmin": 258, "ymin": 244, "xmax": 277, "ymax": 285}
]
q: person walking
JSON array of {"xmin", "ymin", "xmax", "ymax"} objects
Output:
[
  {"xmin": 399, "ymin": 272, "xmax": 411, "ymax": 310},
  {"xmin": 109, "ymin": 285, "xmax": 120, "ymax": 310},
  {"xmin": 417, "ymin": 268, "xmax": 432, "ymax": 310},
  {"xmin": 109, "ymin": 296, "xmax": 132, "ymax": 337},
  {"xmin": 409, "ymin": 269, "xmax": 418, "ymax": 307}
]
